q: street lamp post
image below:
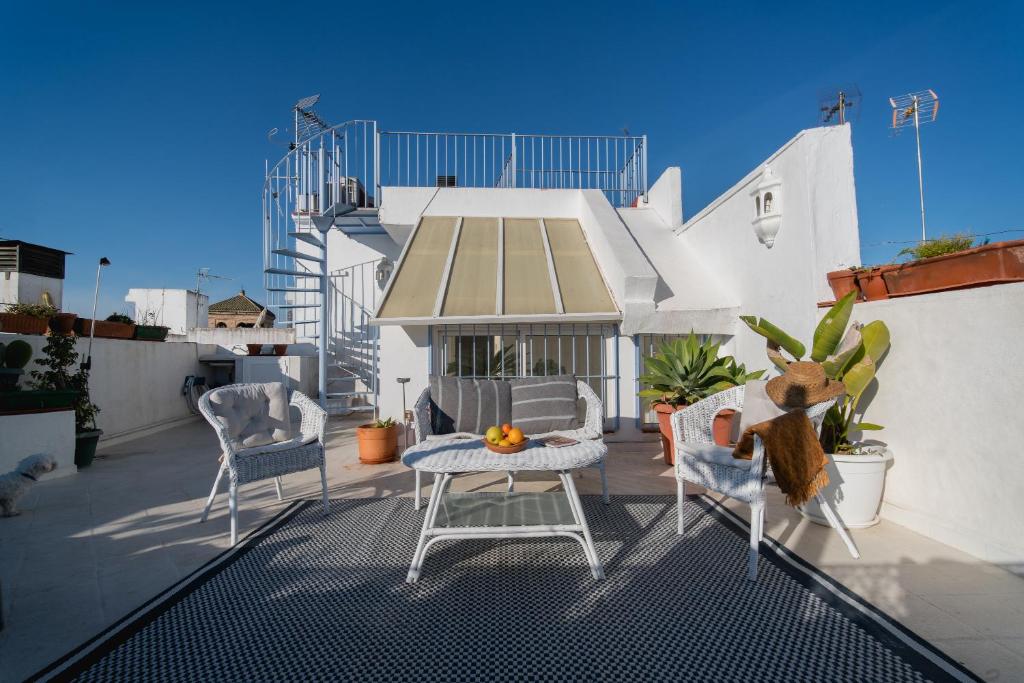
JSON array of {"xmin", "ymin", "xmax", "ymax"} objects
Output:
[{"xmin": 84, "ymin": 257, "xmax": 111, "ymax": 370}]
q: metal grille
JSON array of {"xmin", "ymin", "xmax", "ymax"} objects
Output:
[{"xmin": 434, "ymin": 323, "xmax": 618, "ymax": 430}]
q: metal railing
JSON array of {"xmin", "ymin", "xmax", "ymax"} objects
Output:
[{"xmin": 378, "ymin": 131, "xmax": 648, "ymax": 208}]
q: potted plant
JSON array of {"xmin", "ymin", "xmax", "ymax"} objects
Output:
[
  {"xmin": 0, "ymin": 340, "xmax": 33, "ymax": 391},
  {"xmin": 638, "ymin": 333, "xmax": 764, "ymax": 464},
  {"xmin": 883, "ymin": 235, "xmax": 1024, "ymax": 297},
  {"xmin": 132, "ymin": 312, "xmax": 169, "ymax": 341},
  {"xmin": 825, "ymin": 268, "xmax": 861, "ymax": 302},
  {"xmin": 29, "ymin": 332, "xmax": 102, "ymax": 466},
  {"xmin": 742, "ymin": 290, "xmax": 893, "ymax": 527},
  {"xmin": 247, "ymin": 344, "xmax": 264, "ymax": 356},
  {"xmin": 356, "ymin": 417, "xmax": 398, "ymax": 464},
  {"xmin": 273, "ymin": 344, "xmax": 288, "ymax": 356},
  {"xmin": 854, "ymin": 265, "xmax": 896, "ymax": 301},
  {"xmin": 74, "ymin": 312, "xmax": 135, "ymax": 339},
  {"xmin": 0, "ymin": 303, "xmax": 56, "ymax": 335}
]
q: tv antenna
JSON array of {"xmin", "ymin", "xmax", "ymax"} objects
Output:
[
  {"xmin": 819, "ymin": 86, "xmax": 861, "ymax": 125},
  {"xmin": 194, "ymin": 268, "xmax": 232, "ymax": 327},
  {"xmin": 889, "ymin": 89, "xmax": 939, "ymax": 241},
  {"xmin": 293, "ymin": 94, "xmax": 331, "ymax": 145}
]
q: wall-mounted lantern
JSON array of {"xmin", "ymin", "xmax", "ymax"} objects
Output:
[
  {"xmin": 750, "ymin": 167, "xmax": 782, "ymax": 248},
  {"xmin": 375, "ymin": 257, "xmax": 394, "ymax": 289}
]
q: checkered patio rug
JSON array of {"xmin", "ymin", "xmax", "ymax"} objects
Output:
[{"xmin": 30, "ymin": 495, "xmax": 978, "ymax": 682}]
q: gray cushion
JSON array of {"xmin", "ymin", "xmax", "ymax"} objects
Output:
[
  {"xmin": 509, "ymin": 375, "xmax": 579, "ymax": 434},
  {"xmin": 680, "ymin": 443, "xmax": 754, "ymax": 470},
  {"xmin": 429, "ymin": 376, "xmax": 511, "ymax": 435},
  {"xmin": 207, "ymin": 383, "xmax": 293, "ymax": 450}
]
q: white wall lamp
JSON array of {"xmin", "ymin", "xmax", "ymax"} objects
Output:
[
  {"xmin": 750, "ymin": 167, "xmax": 782, "ymax": 248},
  {"xmin": 375, "ymin": 257, "xmax": 394, "ymax": 289}
]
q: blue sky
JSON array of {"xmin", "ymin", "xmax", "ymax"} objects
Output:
[{"xmin": 2, "ymin": 1, "xmax": 1021, "ymax": 316}]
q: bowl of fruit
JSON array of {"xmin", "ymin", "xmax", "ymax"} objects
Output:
[{"xmin": 483, "ymin": 423, "xmax": 529, "ymax": 454}]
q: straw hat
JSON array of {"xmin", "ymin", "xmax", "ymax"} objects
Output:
[{"xmin": 766, "ymin": 361, "xmax": 845, "ymax": 409}]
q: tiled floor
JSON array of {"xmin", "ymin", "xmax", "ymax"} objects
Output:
[{"xmin": 1, "ymin": 418, "xmax": 1022, "ymax": 682}]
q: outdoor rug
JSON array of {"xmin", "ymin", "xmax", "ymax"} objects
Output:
[{"xmin": 31, "ymin": 495, "xmax": 979, "ymax": 682}]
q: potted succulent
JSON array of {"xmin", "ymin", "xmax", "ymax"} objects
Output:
[
  {"xmin": 883, "ymin": 235, "xmax": 1024, "ymax": 297},
  {"xmin": 132, "ymin": 312, "xmax": 169, "ymax": 342},
  {"xmin": 74, "ymin": 312, "xmax": 135, "ymax": 339},
  {"xmin": 638, "ymin": 333, "xmax": 764, "ymax": 464},
  {"xmin": 356, "ymin": 417, "xmax": 398, "ymax": 464},
  {"xmin": 0, "ymin": 303, "xmax": 56, "ymax": 335},
  {"xmin": 29, "ymin": 332, "xmax": 102, "ymax": 465},
  {"xmin": 742, "ymin": 290, "xmax": 893, "ymax": 527}
]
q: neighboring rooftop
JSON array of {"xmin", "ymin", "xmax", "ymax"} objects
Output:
[{"xmin": 208, "ymin": 289, "xmax": 275, "ymax": 317}]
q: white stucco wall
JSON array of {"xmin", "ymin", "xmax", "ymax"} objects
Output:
[
  {"xmin": 125, "ymin": 288, "xmax": 208, "ymax": 334},
  {"xmin": 0, "ymin": 272, "xmax": 64, "ymax": 309},
  {"xmin": 675, "ymin": 124, "xmax": 861, "ymax": 371},
  {"xmin": 376, "ymin": 325, "xmax": 431, "ymax": 423},
  {"xmin": 3, "ymin": 333, "xmax": 216, "ymax": 441},
  {"xmin": 0, "ymin": 411, "xmax": 75, "ymax": 480},
  {"xmin": 845, "ymin": 283, "xmax": 1024, "ymax": 566}
]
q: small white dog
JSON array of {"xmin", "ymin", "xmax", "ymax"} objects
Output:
[{"xmin": 0, "ymin": 454, "xmax": 57, "ymax": 517}]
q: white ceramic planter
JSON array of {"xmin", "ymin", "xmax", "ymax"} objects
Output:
[{"xmin": 800, "ymin": 449, "xmax": 893, "ymax": 528}]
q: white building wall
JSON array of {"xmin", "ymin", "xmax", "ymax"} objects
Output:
[
  {"xmin": 3, "ymin": 332, "xmax": 215, "ymax": 441},
  {"xmin": 845, "ymin": 283, "xmax": 1024, "ymax": 566},
  {"xmin": 125, "ymin": 288, "xmax": 208, "ymax": 334},
  {"xmin": 1, "ymin": 272, "xmax": 64, "ymax": 309},
  {"xmin": 675, "ymin": 124, "xmax": 860, "ymax": 371},
  {"xmin": 377, "ymin": 325, "xmax": 431, "ymax": 423}
]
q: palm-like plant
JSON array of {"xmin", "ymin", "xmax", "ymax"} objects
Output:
[
  {"xmin": 740, "ymin": 290, "xmax": 891, "ymax": 453},
  {"xmin": 638, "ymin": 333, "xmax": 763, "ymax": 407}
]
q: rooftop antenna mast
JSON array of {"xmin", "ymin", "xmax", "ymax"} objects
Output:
[
  {"xmin": 293, "ymin": 94, "xmax": 330, "ymax": 146},
  {"xmin": 819, "ymin": 85, "xmax": 862, "ymax": 126},
  {"xmin": 889, "ymin": 89, "xmax": 940, "ymax": 241},
  {"xmin": 194, "ymin": 268, "xmax": 232, "ymax": 328}
]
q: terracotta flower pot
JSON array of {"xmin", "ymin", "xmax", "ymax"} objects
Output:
[
  {"xmin": 653, "ymin": 402, "xmax": 687, "ymax": 465},
  {"xmin": 246, "ymin": 344, "xmax": 264, "ymax": 356},
  {"xmin": 882, "ymin": 239, "xmax": 1024, "ymax": 298},
  {"xmin": 74, "ymin": 318, "xmax": 135, "ymax": 339},
  {"xmin": 356, "ymin": 423, "xmax": 398, "ymax": 464},
  {"xmin": 826, "ymin": 269, "xmax": 861, "ymax": 302},
  {"xmin": 712, "ymin": 409, "xmax": 737, "ymax": 446},
  {"xmin": 48, "ymin": 313, "xmax": 78, "ymax": 336},
  {"xmin": 0, "ymin": 313, "xmax": 49, "ymax": 335},
  {"xmin": 856, "ymin": 266, "xmax": 895, "ymax": 301},
  {"xmin": 273, "ymin": 344, "xmax": 288, "ymax": 356}
]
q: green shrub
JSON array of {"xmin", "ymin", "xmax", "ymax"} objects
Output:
[
  {"xmin": 898, "ymin": 233, "xmax": 976, "ymax": 261},
  {"xmin": 105, "ymin": 313, "xmax": 133, "ymax": 324},
  {"xmin": 5, "ymin": 303, "xmax": 58, "ymax": 318},
  {"xmin": 3, "ymin": 340, "xmax": 33, "ymax": 369}
]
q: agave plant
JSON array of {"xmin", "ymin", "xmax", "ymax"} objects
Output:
[
  {"xmin": 638, "ymin": 333, "xmax": 763, "ymax": 407},
  {"xmin": 740, "ymin": 290, "xmax": 891, "ymax": 453}
]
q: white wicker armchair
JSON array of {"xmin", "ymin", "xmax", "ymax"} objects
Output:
[
  {"xmin": 411, "ymin": 379, "xmax": 608, "ymax": 507},
  {"xmin": 671, "ymin": 385, "xmax": 858, "ymax": 581},
  {"xmin": 198, "ymin": 384, "xmax": 328, "ymax": 545}
]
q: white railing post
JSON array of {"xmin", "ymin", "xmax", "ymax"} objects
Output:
[
  {"xmin": 510, "ymin": 133, "xmax": 517, "ymax": 188},
  {"xmin": 642, "ymin": 134, "xmax": 649, "ymax": 204},
  {"xmin": 373, "ymin": 121, "xmax": 381, "ymax": 208}
]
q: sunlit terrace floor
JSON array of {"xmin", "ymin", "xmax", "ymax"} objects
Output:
[{"xmin": 1, "ymin": 418, "xmax": 1023, "ymax": 682}]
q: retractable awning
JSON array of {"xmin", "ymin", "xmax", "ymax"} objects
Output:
[{"xmin": 372, "ymin": 216, "xmax": 619, "ymax": 325}]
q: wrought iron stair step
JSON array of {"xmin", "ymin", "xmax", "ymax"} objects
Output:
[
  {"xmin": 272, "ymin": 248, "xmax": 325, "ymax": 263},
  {"xmin": 265, "ymin": 268, "xmax": 322, "ymax": 277},
  {"xmin": 289, "ymin": 232, "xmax": 324, "ymax": 248}
]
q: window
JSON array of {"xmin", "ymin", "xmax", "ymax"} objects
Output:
[{"xmin": 434, "ymin": 323, "xmax": 618, "ymax": 430}]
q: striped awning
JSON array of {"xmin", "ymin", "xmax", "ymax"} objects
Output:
[{"xmin": 373, "ymin": 216, "xmax": 618, "ymax": 325}]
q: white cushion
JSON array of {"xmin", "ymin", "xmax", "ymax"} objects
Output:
[
  {"xmin": 207, "ymin": 383, "xmax": 293, "ymax": 451},
  {"xmin": 680, "ymin": 443, "xmax": 754, "ymax": 470},
  {"xmin": 240, "ymin": 432, "xmax": 317, "ymax": 456},
  {"xmin": 737, "ymin": 380, "xmax": 788, "ymax": 435}
]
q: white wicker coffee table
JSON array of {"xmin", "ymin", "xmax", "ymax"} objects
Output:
[{"xmin": 401, "ymin": 437, "xmax": 608, "ymax": 583}]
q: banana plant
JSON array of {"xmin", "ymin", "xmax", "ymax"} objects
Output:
[
  {"xmin": 638, "ymin": 332, "xmax": 764, "ymax": 407},
  {"xmin": 740, "ymin": 290, "xmax": 891, "ymax": 453}
]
